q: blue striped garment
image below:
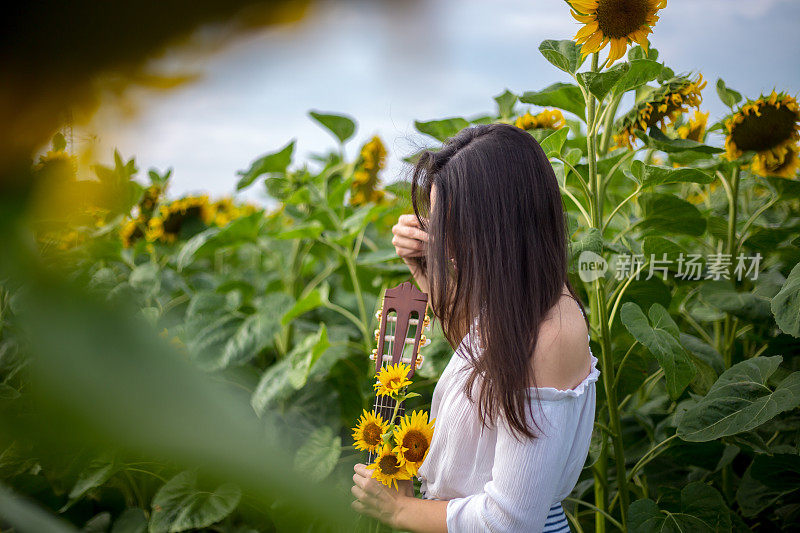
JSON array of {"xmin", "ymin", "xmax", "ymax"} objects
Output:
[{"xmin": 543, "ymin": 501, "xmax": 570, "ymax": 532}]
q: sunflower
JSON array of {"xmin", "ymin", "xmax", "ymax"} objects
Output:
[
  {"xmin": 676, "ymin": 110, "xmax": 709, "ymax": 143},
  {"xmin": 724, "ymin": 91, "xmax": 800, "ymax": 179},
  {"xmin": 514, "ymin": 109, "xmax": 566, "ymax": 131},
  {"xmin": 752, "ymin": 142, "xmax": 799, "ymax": 179},
  {"xmin": 350, "ymin": 136, "xmax": 387, "ymax": 206},
  {"xmin": 139, "ymin": 184, "xmax": 164, "ymax": 219},
  {"xmin": 121, "ymin": 217, "xmax": 145, "ymax": 248},
  {"xmin": 570, "ymin": 0, "xmax": 667, "ymax": 67},
  {"xmin": 366, "ymin": 443, "xmax": 412, "ymax": 490},
  {"xmin": 352, "ymin": 409, "xmax": 389, "ymax": 454},
  {"xmin": 392, "ymin": 410, "xmax": 435, "ymax": 475},
  {"xmin": 613, "ymin": 73, "xmax": 706, "ymax": 150},
  {"xmin": 373, "ymin": 362, "xmax": 412, "ymax": 398}
]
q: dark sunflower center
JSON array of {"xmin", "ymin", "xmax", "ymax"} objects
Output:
[
  {"xmin": 363, "ymin": 422, "xmax": 382, "ymax": 446},
  {"xmin": 402, "ymin": 430, "xmax": 429, "ymax": 463},
  {"xmin": 378, "ymin": 453, "xmax": 401, "ymax": 475},
  {"xmin": 595, "ymin": 0, "xmax": 651, "ymax": 39},
  {"xmin": 731, "ymin": 104, "xmax": 798, "ymax": 153}
]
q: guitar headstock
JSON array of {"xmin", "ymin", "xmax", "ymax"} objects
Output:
[{"xmin": 370, "ymin": 281, "xmax": 431, "ymax": 378}]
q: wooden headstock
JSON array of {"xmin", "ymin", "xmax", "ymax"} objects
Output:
[
  {"xmin": 370, "ymin": 281, "xmax": 431, "ymax": 378},
  {"xmin": 366, "ymin": 281, "xmax": 431, "ymax": 464}
]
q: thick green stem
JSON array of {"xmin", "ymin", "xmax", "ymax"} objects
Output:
[
  {"xmin": 586, "ymin": 52, "xmax": 629, "ymax": 531},
  {"xmin": 599, "ymin": 95, "xmax": 622, "ymax": 156},
  {"xmin": 593, "ymin": 445, "xmax": 608, "ymax": 533}
]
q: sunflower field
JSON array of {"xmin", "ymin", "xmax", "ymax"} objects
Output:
[{"xmin": 1, "ymin": 1, "xmax": 799, "ymax": 532}]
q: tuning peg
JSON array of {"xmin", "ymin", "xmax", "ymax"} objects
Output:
[
  {"xmin": 375, "ymin": 307, "xmax": 383, "ymax": 320},
  {"xmin": 370, "ymin": 348, "xmax": 378, "ymax": 361},
  {"xmin": 423, "ymin": 314, "xmax": 432, "ymax": 331},
  {"xmin": 415, "ymin": 355, "xmax": 424, "ymax": 369},
  {"xmin": 374, "ymin": 329, "xmax": 380, "ymax": 342},
  {"xmin": 419, "ymin": 334, "xmax": 431, "ymax": 348}
]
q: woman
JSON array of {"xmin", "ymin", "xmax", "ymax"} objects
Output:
[{"xmin": 351, "ymin": 123, "xmax": 599, "ymax": 532}]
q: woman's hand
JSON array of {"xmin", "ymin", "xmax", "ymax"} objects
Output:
[
  {"xmin": 392, "ymin": 214, "xmax": 429, "ymax": 292},
  {"xmin": 351, "ymin": 463, "xmax": 411, "ymax": 528}
]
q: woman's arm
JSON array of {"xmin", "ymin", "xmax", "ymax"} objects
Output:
[{"xmin": 352, "ymin": 464, "xmax": 447, "ymax": 532}]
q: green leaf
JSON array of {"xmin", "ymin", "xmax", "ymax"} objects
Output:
[
  {"xmin": 627, "ymin": 45, "xmax": 658, "ymax": 62},
  {"xmin": 293, "ymin": 426, "xmax": 341, "ymax": 483},
  {"xmin": 578, "ymin": 62, "xmax": 630, "ymax": 101},
  {"xmin": 628, "ymin": 482, "xmax": 730, "ymax": 533},
  {"xmin": 716, "ymin": 78, "xmax": 742, "ymax": 108},
  {"xmin": 494, "ymin": 89, "xmax": 517, "ymax": 119},
  {"xmin": 111, "ymin": 508, "xmax": 147, "ymax": 533},
  {"xmin": 538, "ymin": 39, "xmax": 585, "ymax": 74},
  {"xmin": 569, "ymin": 228, "xmax": 603, "ymax": 261},
  {"xmin": 620, "ymin": 302, "xmax": 696, "ymax": 399},
  {"xmin": 638, "ymin": 193, "xmax": 706, "ymax": 237},
  {"xmin": 149, "ymin": 470, "xmax": 241, "ymax": 533},
  {"xmin": 60, "ymin": 456, "xmax": 118, "ymax": 511},
  {"xmin": 308, "ymin": 111, "xmax": 356, "ymax": 144},
  {"xmin": 699, "ymin": 281, "xmax": 772, "ymax": 322},
  {"xmin": 771, "ymin": 262, "xmax": 800, "ymax": 337},
  {"xmin": 272, "ymin": 220, "xmax": 324, "ymax": 240},
  {"xmin": 630, "ymin": 160, "xmax": 714, "ymax": 188},
  {"xmin": 736, "ymin": 462, "xmax": 790, "ymax": 517},
  {"xmin": 236, "ymin": 140, "xmax": 295, "ymax": 191},
  {"xmin": 0, "ymin": 484, "xmax": 78, "ymax": 533},
  {"xmin": 677, "ymin": 355, "xmax": 800, "ymax": 441},
  {"xmin": 287, "ymin": 324, "xmax": 330, "ymax": 389},
  {"xmin": 634, "ymin": 129, "xmax": 723, "ymax": 154},
  {"xmin": 414, "ymin": 118, "xmax": 470, "ymax": 142},
  {"xmin": 520, "ymin": 83, "xmax": 586, "ymax": 122},
  {"xmin": 251, "ymin": 358, "xmax": 295, "ymax": 415},
  {"xmin": 611, "ymin": 60, "xmax": 663, "ymax": 97},
  {"xmin": 538, "ymin": 127, "xmax": 569, "ymax": 158},
  {"xmin": 750, "ymin": 453, "xmax": 800, "ymax": 492},
  {"xmin": 129, "ymin": 263, "xmax": 160, "ymax": 299},
  {"xmin": 176, "ymin": 228, "xmax": 221, "ymax": 271},
  {"xmin": 281, "ymin": 284, "xmax": 330, "ymax": 326}
]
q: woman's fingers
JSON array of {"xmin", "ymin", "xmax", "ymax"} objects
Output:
[
  {"xmin": 393, "ymin": 218, "xmax": 429, "ymax": 242},
  {"xmin": 392, "ymin": 234, "xmax": 425, "ymax": 252}
]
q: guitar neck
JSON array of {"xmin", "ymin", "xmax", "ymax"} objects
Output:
[{"xmin": 367, "ymin": 394, "xmax": 406, "ymax": 464}]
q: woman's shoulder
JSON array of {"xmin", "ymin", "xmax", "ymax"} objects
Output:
[{"xmin": 529, "ymin": 293, "xmax": 592, "ymax": 392}]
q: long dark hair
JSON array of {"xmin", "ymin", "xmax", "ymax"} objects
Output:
[{"xmin": 410, "ymin": 123, "xmax": 584, "ymax": 442}]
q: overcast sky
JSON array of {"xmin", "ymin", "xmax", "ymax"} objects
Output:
[{"xmin": 79, "ymin": 0, "xmax": 800, "ymax": 203}]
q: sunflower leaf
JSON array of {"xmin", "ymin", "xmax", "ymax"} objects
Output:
[
  {"xmin": 538, "ymin": 39, "xmax": 585, "ymax": 75},
  {"xmin": 520, "ymin": 83, "xmax": 586, "ymax": 122},
  {"xmin": 539, "ymin": 127, "xmax": 570, "ymax": 158},
  {"xmin": 771, "ymin": 262, "xmax": 800, "ymax": 337},
  {"xmin": 620, "ymin": 302, "xmax": 696, "ymax": 400},
  {"xmin": 149, "ymin": 471, "xmax": 241, "ymax": 533},
  {"xmin": 630, "ymin": 160, "xmax": 714, "ymax": 188},
  {"xmin": 611, "ymin": 59, "xmax": 663, "ymax": 98},
  {"xmin": 414, "ymin": 118, "xmax": 470, "ymax": 142},
  {"xmin": 308, "ymin": 111, "xmax": 356, "ymax": 144},
  {"xmin": 716, "ymin": 78, "xmax": 742, "ymax": 108},
  {"xmin": 677, "ymin": 355, "xmax": 800, "ymax": 442},
  {"xmin": 634, "ymin": 129, "xmax": 723, "ymax": 154},
  {"xmin": 236, "ymin": 140, "xmax": 295, "ymax": 191},
  {"xmin": 494, "ymin": 89, "xmax": 517, "ymax": 120},
  {"xmin": 293, "ymin": 426, "xmax": 341, "ymax": 483},
  {"xmin": 578, "ymin": 63, "xmax": 630, "ymax": 102}
]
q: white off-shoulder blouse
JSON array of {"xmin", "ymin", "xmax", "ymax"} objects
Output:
[{"xmin": 416, "ymin": 321, "xmax": 599, "ymax": 533}]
